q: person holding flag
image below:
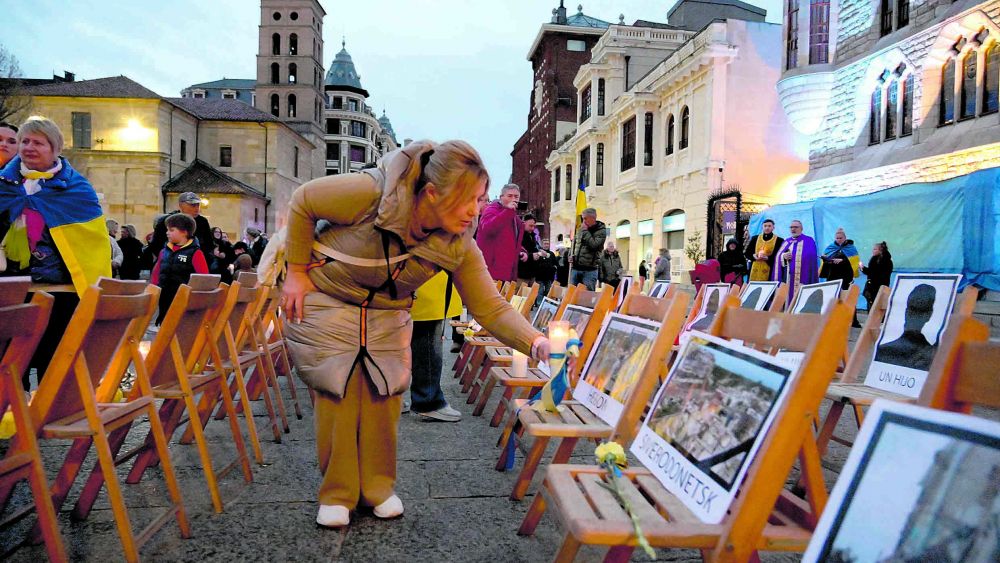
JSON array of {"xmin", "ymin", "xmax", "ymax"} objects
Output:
[
  {"xmin": 569, "ymin": 175, "xmax": 606, "ymax": 290},
  {"xmin": 820, "ymin": 227, "xmax": 862, "ymax": 327}
]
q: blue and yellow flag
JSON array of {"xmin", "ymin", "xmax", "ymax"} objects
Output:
[
  {"xmin": 0, "ymin": 156, "xmax": 111, "ymax": 295},
  {"xmin": 575, "ymin": 175, "xmax": 588, "ymax": 227}
]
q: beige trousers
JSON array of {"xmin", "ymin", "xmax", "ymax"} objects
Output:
[{"xmin": 314, "ymin": 364, "xmax": 402, "ymax": 508}]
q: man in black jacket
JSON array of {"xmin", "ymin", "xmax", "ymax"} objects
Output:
[
  {"xmin": 143, "ymin": 191, "xmax": 214, "ymax": 268},
  {"xmin": 246, "ymin": 227, "xmax": 268, "ymax": 267},
  {"xmin": 570, "ymin": 208, "xmax": 607, "ymax": 290}
]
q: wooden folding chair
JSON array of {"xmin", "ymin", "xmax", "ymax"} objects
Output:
[
  {"xmin": 546, "ymin": 282, "xmax": 566, "ymax": 301},
  {"xmin": 0, "ymin": 286, "xmax": 65, "ymax": 562},
  {"xmin": 504, "ymin": 290, "xmax": 690, "ymax": 501},
  {"xmin": 815, "ymin": 286, "xmax": 977, "ymax": 455},
  {"xmin": 475, "ymin": 285, "xmax": 616, "ymax": 425},
  {"xmin": 200, "ymin": 273, "xmax": 289, "ymax": 439},
  {"xmin": 113, "ymin": 277, "xmax": 255, "ymax": 515},
  {"xmin": 522, "ymin": 295, "xmax": 855, "ymax": 562},
  {"xmin": 457, "ymin": 283, "xmax": 539, "ymax": 394},
  {"xmin": 24, "ymin": 281, "xmax": 190, "ymax": 562},
  {"xmin": 450, "ymin": 280, "xmax": 520, "ymax": 375}
]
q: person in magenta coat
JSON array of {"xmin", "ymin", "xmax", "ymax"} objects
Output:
[{"xmin": 476, "ymin": 183, "xmax": 523, "ymax": 281}]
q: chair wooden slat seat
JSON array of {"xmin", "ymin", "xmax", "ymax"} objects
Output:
[
  {"xmin": 41, "ymin": 398, "xmax": 154, "ymax": 438},
  {"xmin": 823, "ymin": 382, "xmax": 914, "ymax": 404}
]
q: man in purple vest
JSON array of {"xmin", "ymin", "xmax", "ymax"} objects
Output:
[{"xmin": 476, "ymin": 184, "xmax": 523, "ymax": 281}]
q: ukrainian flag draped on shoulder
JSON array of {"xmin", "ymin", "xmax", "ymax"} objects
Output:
[{"xmin": 0, "ymin": 156, "xmax": 111, "ymax": 295}]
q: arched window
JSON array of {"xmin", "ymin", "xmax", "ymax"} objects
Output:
[
  {"xmin": 270, "ymin": 94, "xmax": 279, "ymax": 117},
  {"xmin": 554, "ymin": 167, "xmax": 561, "ymax": 201},
  {"xmin": 288, "ymin": 94, "xmax": 296, "ymax": 118},
  {"xmin": 289, "ymin": 33, "xmax": 298, "ymax": 55},
  {"xmin": 885, "ymin": 79, "xmax": 897, "ymax": 140},
  {"xmin": 665, "ymin": 114, "xmax": 675, "ymax": 155},
  {"xmin": 985, "ymin": 43, "xmax": 1000, "ymax": 114},
  {"xmin": 940, "ymin": 57, "xmax": 955, "ymax": 125},
  {"xmin": 901, "ymin": 73, "xmax": 914, "ymax": 135},
  {"xmin": 961, "ymin": 50, "xmax": 977, "ymax": 119},
  {"xmin": 679, "ymin": 106, "xmax": 690, "ymax": 150},
  {"xmin": 869, "ymin": 87, "xmax": 882, "ymax": 144},
  {"xmin": 270, "ymin": 62, "xmax": 279, "ymax": 84},
  {"xmin": 272, "ymin": 33, "xmax": 281, "ymax": 56},
  {"xmin": 288, "ymin": 63, "xmax": 297, "ymax": 84}
]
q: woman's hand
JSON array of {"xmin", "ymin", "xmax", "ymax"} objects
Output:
[
  {"xmin": 530, "ymin": 336, "xmax": 550, "ymax": 362},
  {"xmin": 282, "ymin": 268, "xmax": 317, "ymax": 324}
]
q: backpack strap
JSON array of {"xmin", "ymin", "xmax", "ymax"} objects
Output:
[{"xmin": 443, "ymin": 270, "xmax": 454, "ymax": 319}]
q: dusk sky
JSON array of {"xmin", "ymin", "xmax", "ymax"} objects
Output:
[{"xmin": 5, "ymin": 0, "xmax": 781, "ymax": 197}]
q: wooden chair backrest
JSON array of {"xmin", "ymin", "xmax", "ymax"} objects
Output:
[
  {"xmin": 609, "ymin": 291, "xmax": 691, "ymax": 443},
  {"xmin": 0, "ymin": 293, "xmax": 54, "ymax": 415},
  {"xmin": 502, "ymin": 282, "xmax": 517, "ymax": 301},
  {"xmin": 225, "ymin": 277, "xmax": 263, "ymax": 352},
  {"xmin": 0, "ymin": 276, "xmax": 31, "ymax": 307},
  {"xmin": 30, "ymin": 281, "xmax": 159, "ymax": 429},
  {"xmin": 547, "ymin": 282, "xmax": 565, "ymax": 301},
  {"xmin": 146, "ymin": 282, "xmax": 228, "ymax": 390},
  {"xmin": 710, "ymin": 293, "xmax": 836, "ymax": 354},
  {"xmin": 188, "ymin": 273, "xmax": 223, "ymax": 291},
  {"xmin": 516, "ymin": 283, "xmax": 540, "ymax": 320},
  {"xmin": 919, "ymin": 314, "xmax": 997, "ymax": 412},
  {"xmin": 714, "ymin": 300, "xmax": 855, "ymax": 558}
]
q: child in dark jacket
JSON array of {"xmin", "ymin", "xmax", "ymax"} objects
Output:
[{"xmin": 151, "ymin": 213, "xmax": 209, "ymax": 325}]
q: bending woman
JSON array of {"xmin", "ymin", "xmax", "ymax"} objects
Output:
[{"xmin": 282, "ymin": 140, "xmax": 549, "ymax": 528}]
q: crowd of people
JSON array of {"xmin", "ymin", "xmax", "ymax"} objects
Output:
[{"xmin": 0, "ymin": 115, "xmax": 272, "ymax": 378}]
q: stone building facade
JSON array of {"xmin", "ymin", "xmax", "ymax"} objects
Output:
[
  {"xmin": 510, "ymin": 3, "xmax": 609, "ymax": 243},
  {"xmin": 180, "ymin": 78, "xmax": 257, "ymax": 104},
  {"xmin": 322, "ymin": 41, "xmax": 399, "ymax": 175},
  {"xmin": 547, "ymin": 12, "xmax": 806, "ymax": 279},
  {"xmin": 777, "ymin": 0, "xmax": 1000, "ymax": 200},
  {"xmin": 24, "ymin": 76, "xmax": 316, "ymax": 237}
]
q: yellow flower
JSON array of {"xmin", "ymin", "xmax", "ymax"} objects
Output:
[{"xmin": 594, "ymin": 441, "xmax": 627, "ymax": 467}]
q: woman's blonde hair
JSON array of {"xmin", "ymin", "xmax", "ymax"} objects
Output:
[
  {"xmin": 404, "ymin": 140, "xmax": 489, "ymax": 212},
  {"xmin": 17, "ymin": 116, "xmax": 64, "ymax": 156}
]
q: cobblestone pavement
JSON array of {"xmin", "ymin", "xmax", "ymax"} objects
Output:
[{"xmin": 1, "ymin": 320, "xmax": 992, "ymax": 562}]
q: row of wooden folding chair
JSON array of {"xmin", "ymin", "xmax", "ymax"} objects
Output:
[
  {"xmin": 455, "ymin": 282, "xmax": 539, "ymax": 392},
  {"xmin": 11, "ymin": 280, "xmax": 191, "ymax": 562},
  {"xmin": 524, "ymin": 292, "xmax": 856, "ymax": 562},
  {"xmin": 0, "ymin": 281, "xmax": 65, "ymax": 562},
  {"xmin": 252, "ymin": 284, "xmax": 302, "ymax": 419},
  {"xmin": 477, "ymin": 285, "xmax": 616, "ymax": 427},
  {"xmin": 504, "ymin": 289, "xmax": 690, "ymax": 502}
]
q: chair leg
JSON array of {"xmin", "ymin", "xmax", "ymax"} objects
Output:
[
  {"xmin": 249, "ymin": 361, "xmax": 283, "ymax": 443},
  {"xmin": 489, "ymin": 386, "xmax": 516, "ymax": 427},
  {"xmin": 511, "ymin": 436, "xmax": 549, "ymax": 500},
  {"xmin": 46, "ymin": 438, "xmax": 92, "ymax": 515},
  {"xmin": 72, "ymin": 424, "xmax": 132, "ymax": 520},
  {"xmin": 452, "ymin": 342, "xmax": 471, "ymax": 374},
  {"xmin": 517, "ymin": 490, "xmax": 547, "ymax": 536},
  {"xmin": 552, "ymin": 534, "xmax": 582, "ymax": 563},
  {"xmin": 127, "ymin": 399, "xmax": 183, "ymax": 484},
  {"xmin": 231, "ymin": 363, "xmax": 267, "ymax": 463},
  {"xmin": 215, "ymin": 377, "xmax": 254, "ymax": 485},
  {"xmin": 277, "ymin": 348, "xmax": 302, "ymax": 419},
  {"xmin": 26, "ymin": 455, "xmax": 68, "ymax": 562},
  {"xmin": 184, "ymin": 392, "xmax": 226, "ymax": 513},
  {"xmin": 460, "ymin": 348, "xmax": 485, "ymax": 391},
  {"xmin": 551, "ymin": 437, "xmax": 579, "ymax": 465},
  {"xmin": 815, "ymin": 400, "xmax": 846, "ymax": 457},
  {"xmin": 258, "ymin": 354, "xmax": 290, "ymax": 434},
  {"xmin": 144, "ymin": 403, "xmax": 192, "ymax": 538},
  {"xmin": 91, "ymin": 428, "xmax": 140, "ymax": 562},
  {"xmin": 467, "ymin": 359, "xmax": 495, "ymax": 407}
]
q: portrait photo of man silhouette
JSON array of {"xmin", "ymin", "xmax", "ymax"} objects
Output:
[{"xmin": 873, "ymin": 283, "xmax": 938, "ymax": 371}]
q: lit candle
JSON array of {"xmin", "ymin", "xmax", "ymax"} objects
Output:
[
  {"xmin": 548, "ymin": 321, "xmax": 570, "ymax": 356},
  {"xmin": 512, "ymin": 350, "xmax": 528, "ymax": 378},
  {"xmin": 460, "ymin": 308, "xmax": 468, "ymax": 323}
]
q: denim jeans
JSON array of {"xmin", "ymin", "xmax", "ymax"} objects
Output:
[
  {"xmin": 409, "ymin": 319, "xmax": 446, "ymax": 413},
  {"xmin": 570, "ymin": 269, "xmax": 599, "ymax": 291},
  {"xmin": 535, "ymin": 279, "xmax": 553, "ymax": 307}
]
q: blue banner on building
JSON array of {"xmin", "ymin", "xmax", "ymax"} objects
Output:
[{"xmin": 750, "ymin": 167, "xmax": 1000, "ymax": 295}]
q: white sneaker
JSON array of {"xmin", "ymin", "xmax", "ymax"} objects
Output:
[
  {"xmin": 401, "ymin": 397, "xmax": 411, "ymax": 414},
  {"xmin": 416, "ymin": 404, "xmax": 462, "ymax": 422},
  {"xmin": 373, "ymin": 495, "xmax": 404, "ymax": 519},
  {"xmin": 316, "ymin": 504, "xmax": 350, "ymax": 527}
]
